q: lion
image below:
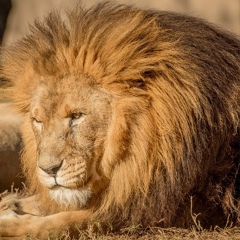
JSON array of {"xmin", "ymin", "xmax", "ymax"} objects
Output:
[
  {"xmin": 0, "ymin": 2, "xmax": 240, "ymax": 238},
  {"xmin": 0, "ymin": 103, "xmax": 24, "ymax": 192}
]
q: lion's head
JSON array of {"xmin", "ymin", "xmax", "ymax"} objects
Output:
[
  {"xmin": 30, "ymin": 76, "xmax": 112, "ymax": 208},
  {"xmin": 1, "ymin": 3, "xmax": 240, "ymax": 228}
]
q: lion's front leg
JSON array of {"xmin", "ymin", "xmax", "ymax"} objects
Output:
[
  {"xmin": 0, "ymin": 210, "xmax": 91, "ymax": 238},
  {"xmin": 0, "ymin": 193, "xmax": 43, "ymax": 237},
  {"xmin": 0, "ymin": 211, "xmax": 47, "ymax": 237},
  {"xmin": 0, "ymin": 193, "xmax": 41, "ymax": 216},
  {"xmin": 0, "ymin": 194, "xmax": 91, "ymax": 238}
]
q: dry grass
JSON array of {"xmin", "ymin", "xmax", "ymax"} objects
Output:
[
  {"xmin": 1, "ymin": 206, "xmax": 240, "ymax": 239},
  {"xmin": 6, "ymin": 225, "xmax": 239, "ymax": 240},
  {"xmin": 2, "ymin": 197, "xmax": 239, "ymax": 240},
  {"xmin": 73, "ymin": 226, "xmax": 240, "ymax": 240}
]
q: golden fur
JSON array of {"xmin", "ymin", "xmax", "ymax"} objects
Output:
[{"xmin": 0, "ymin": 2, "xmax": 240, "ymax": 237}]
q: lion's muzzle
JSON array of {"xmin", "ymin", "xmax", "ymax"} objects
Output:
[
  {"xmin": 38, "ymin": 160, "xmax": 63, "ymax": 177},
  {"xmin": 37, "ymin": 158, "xmax": 88, "ymax": 190}
]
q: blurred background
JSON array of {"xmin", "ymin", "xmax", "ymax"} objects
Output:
[{"xmin": 2, "ymin": 0, "xmax": 240, "ymax": 46}]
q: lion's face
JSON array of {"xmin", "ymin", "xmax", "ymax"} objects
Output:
[{"xmin": 29, "ymin": 75, "xmax": 112, "ymax": 207}]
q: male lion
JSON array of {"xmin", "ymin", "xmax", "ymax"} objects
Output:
[{"xmin": 0, "ymin": 2, "xmax": 240, "ymax": 238}]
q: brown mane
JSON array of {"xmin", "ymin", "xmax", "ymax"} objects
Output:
[{"xmin": 1, "ymin": 2, "xmax": 240, "ymax": 230}]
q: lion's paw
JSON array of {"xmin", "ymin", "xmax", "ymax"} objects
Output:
[{"xmin": 0, "ymin": 192, "xmax": 23, "ymax": 216}]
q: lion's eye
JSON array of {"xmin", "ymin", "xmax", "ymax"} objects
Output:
[
  {"xmin": 71, "ymin": 113, "xmax": 82, "ymax": 119},
  {"xmin": 32, "ymin": 118, "xmax": 43, "ymax": 132},
  {"xmin": 69, "ymin": 112, "xmax": 84, "ymax": 127}
]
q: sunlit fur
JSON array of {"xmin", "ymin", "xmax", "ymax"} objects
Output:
[{"xmin": 1, "ymin": 2, "xmax": 240, "ymax": 229}]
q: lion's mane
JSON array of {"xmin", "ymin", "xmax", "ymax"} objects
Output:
[{"xmin": 1, "ymin": 3, "xmax": 240, "ymax": 228}]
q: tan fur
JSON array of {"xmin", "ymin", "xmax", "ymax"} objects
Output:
[{"xmin": 0, "ymin": 2, "xmax": 240, "ymax": 237}]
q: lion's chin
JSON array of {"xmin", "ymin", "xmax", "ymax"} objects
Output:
[{"xmin": 49, "ymin": 187, "xmax": 91, "ymax": 208}]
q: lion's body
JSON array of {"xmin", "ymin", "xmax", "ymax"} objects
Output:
[{"xmin": 0, "ymin": 2, "xmax": 240, "ymax": 237}]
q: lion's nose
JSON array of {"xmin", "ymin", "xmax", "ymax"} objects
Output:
[{"xmin": 39, "ymin": 161, "xmax": 63, "ymax": 177}]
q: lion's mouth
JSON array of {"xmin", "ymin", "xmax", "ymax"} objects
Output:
[
  {"xmin": 50, "ymin": 182, "xmax": 67, "ymax": 190},
  {"xmin": 37, "ymin": 162, "xmax": 93, "ymax": 207}
]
